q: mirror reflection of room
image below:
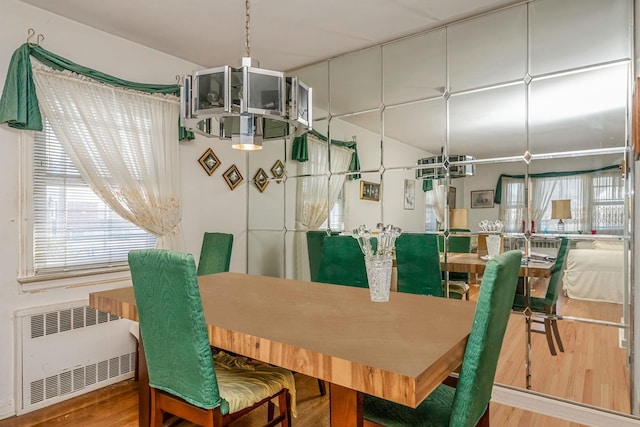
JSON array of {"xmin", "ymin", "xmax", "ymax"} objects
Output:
[{"xmin": 248, "ymin": 0, "xmax": 633, "ymax": 418}]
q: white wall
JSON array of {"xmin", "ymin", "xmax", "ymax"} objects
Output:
[{"xmin": 0, "ymin": 1, "xmax": 247, "ymax": 417}]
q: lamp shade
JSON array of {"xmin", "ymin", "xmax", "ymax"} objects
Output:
[
  {"xmin": 551, "ymin": 200, "xmax": 572, "ymax": 220},
  {"xmin": 450, "ymin": 209, "xmax": 469, "ymax": 229}
]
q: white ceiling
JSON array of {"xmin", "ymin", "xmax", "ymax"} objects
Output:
[{"xmin": 16, "ymin": 0, "xmax": 520, "ymax": 71}]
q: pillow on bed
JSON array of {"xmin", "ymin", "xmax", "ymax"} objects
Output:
[{"xmin": 592, "ymin": 240, "xmax": 623, "ymax": 251}]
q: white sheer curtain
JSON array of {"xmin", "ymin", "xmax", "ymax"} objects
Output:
[
  {"xmin": 31, "ymin": 64, "xmax": 184, "ymax": 250},
  {"xmin": 498, "ymin": 177, "xmax": 526, "ymax": 232},
  {"xmin": 428, "ymin": 184, "xmax": 447, "ymax": 227},
  {"xmin": 530, "ymin": 178, "xmax": 557, "ymax": 231},
  {"xmin": 294, "ymin": 135, "xmax": 354, "ymax": 280}
]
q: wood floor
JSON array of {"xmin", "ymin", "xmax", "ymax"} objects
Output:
[
  {"xmin": 0, "ymin": 375, "xmax": 588, "ymax": 427},
  {"xmin": 0, "ymin": 283, "xmax": 629, "ymax": 427}
]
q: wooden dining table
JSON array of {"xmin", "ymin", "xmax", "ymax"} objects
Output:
[
  {"xmin": 442, "ymin": 252, "xmax": 554, "ymax": 278},
  {"xmin": 89, "ymin": 272, "xmax": 476, "ymax": 426}
]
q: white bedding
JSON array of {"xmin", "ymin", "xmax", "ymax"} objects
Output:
[{"xmin": 562, "ymin": 248, "xmax": 624, "ymax": 304}]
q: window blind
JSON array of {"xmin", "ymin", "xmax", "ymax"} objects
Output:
[{"xmin": 32, "ymin": 121, "xmax": 156, "ymax": 274}]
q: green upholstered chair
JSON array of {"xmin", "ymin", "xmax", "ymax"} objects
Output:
[
  {"xmin": 512, "ymin": 238, "xmax": 569, "ymax": 356},
  {"xmin": 395, "ymin": 233, "xmax": 467, "ymax": 299},
  {"xmin": 363, "ymin": 250, "xmax": 523, "ymax": 427},
  {"xmin": 197, "ymin": 232, "xmax": 234, "ymax": 276},
  {"xmin": 316, "ymin": 235, "xmax": 369, "ymax": 288},
  {"xmin": 128, "ymin": 249, "xmax": 292, "ymax": 427},
  {"xmin": 395, "ymin": 233, "xmax": 443, "ymax": 297},
  {"xmin": 306, "ymin": 230, "xmax": 339, "ymax": 282}
]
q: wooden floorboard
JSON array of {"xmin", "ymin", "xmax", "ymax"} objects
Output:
[{"xmin": 0, "ymin": 282, "xmax": 629, "ymax": 426}]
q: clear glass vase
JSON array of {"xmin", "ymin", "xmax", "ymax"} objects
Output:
[{"xmin": 364, "ymin": 254, "xmax": 393, "ymax": 302}]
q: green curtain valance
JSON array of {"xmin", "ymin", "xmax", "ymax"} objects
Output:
[
  {"xmin": 422, "ymin": 180, "xmax": 433, "ymax": 192},
  {"xmin": 0, "ymin": 43, "xmax": 194, "ymax": 140},
  {"xmin": 493, "ymin": 164, "xmax": 620, "ymax": 204},
  {"xmin": 291, "ymin": 129, "xmax": 361, "ymax": 180}
]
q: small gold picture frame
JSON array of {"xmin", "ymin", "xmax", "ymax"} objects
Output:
[
  {"xmin": 198, "ymin": 148, "xmax": 221, "ymax": 176},
  {"xmin": 253, "ymin": 168, "xmax": 269, "ymax": 193},
  {"xmin": 270, "ymin": 159, "xmax": 285, "ymax": 183},
  {"xmin": 360, "ymin": 180, "xmax": 380, "ymax": 201},
  {"xmin": 223, "ymin": 164, "xmax": 243, "ymax": 190}
]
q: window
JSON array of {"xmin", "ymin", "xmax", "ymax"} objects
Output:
[
  {"xmin": 30, "ymin": 120, "xmax": 155, "ymax": 276},
  {"xmin": 499, "ymin": 170, "xmax": 625, "ymax": 234},
  {"xmin": 320, "ymin": 187, "xmax": 345, "ymax": 232}
]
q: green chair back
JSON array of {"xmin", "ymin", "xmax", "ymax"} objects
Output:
[
  {"xmin": 395, "ymin": 233, "xmax": 443, "ymax": 297},
  {"xmin": 307, "ymin": 230, "xmax": 339, "ymax": 282},
  {"xmin": 197, "ymin": 232, "xmax": 233, "ymax": 276},
  {"xmin": 316, "ymin": 235, "xmax": 369, "ymax": 288},
  {"xmin": 541, "ymin": 238, "xmax": 569, "ymax": 306},
  {"xmin": 128, "ymin": 249, "xmax": 224, "ymax": 412},
  {"xmin": 449, "ymin": 250, "xmax": 522, "ymax": 426},
  {"xmin": 362, "ymin": 250, "xmax": 522, "ymax": 426},
  {"xmin": 513, "ymin": 238, "xmax": 569, "ymax": 310}
]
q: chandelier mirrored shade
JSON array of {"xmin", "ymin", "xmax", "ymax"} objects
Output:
[
  {"xmin": 180, "ymin": 63, "xmax": 312, "ymax": 149},
  {"xmin": 415, "ymin": 155, "xmax": 475, "ymax": 179}
]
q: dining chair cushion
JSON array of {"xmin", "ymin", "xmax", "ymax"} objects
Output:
[
  {"xmin": 197, "ymin": 232, "xmax": 233, "ymax": 276},
  {"xmin": 364, "ymin": 250, "xmax": 522, "ymax": 427},
  {"xmin": 214, "ymin": 351, "xmax": 297, "ymax": 415}
]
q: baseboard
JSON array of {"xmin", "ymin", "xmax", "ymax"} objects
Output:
[
  {"xmin": 492, "ymin": 385, "xmax": 640, "ymax": 427},
  {"xmin": 0, "ymin": 399, "xmax": 15, "ymax": 420}
]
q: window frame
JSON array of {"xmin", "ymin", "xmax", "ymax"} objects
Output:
[{"xmin": 18, "ymin": 131, "xmax": 143, "ymax": 292}]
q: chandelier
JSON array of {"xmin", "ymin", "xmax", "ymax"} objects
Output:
[
  {"xmin": 415, "ymin": 155, "xmax": 475, "ymax": 179},
  {"xmin": 179, "ymin": 0, "xmax": 312, "ymax": 150}
]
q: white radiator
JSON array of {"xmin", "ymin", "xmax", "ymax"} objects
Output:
[{"xmin": 15, "ymin": 300, "xmax": 136, "ymax": 414}]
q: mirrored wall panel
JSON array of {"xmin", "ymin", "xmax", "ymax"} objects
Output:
[{"xmin": 248, "ymin": 0, "xmax": 633, "ymax": 415}]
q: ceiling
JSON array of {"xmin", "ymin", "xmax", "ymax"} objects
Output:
[{"xmin": 17, "ymin": 0, "xmax": 521, "ymax": 72}]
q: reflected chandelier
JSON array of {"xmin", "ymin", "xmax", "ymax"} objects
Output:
[{"xmin": 179, "ymin": 0, "xmax": 312, "ymax": 150}]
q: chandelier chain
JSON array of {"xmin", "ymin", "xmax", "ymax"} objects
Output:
[{"xmin": 245, "ymin": 0, "xmax": 251, "ymax": 57}]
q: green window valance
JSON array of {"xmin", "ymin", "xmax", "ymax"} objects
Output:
[
  {"xmin": 493, "ymin": 164, "xmax": 621, "ymax": 204},
  {"xmin": 0, "ymin": 43, "xmax": 194, "ymax": 140},
  {"xmin": 292, "ymin": 129, "xmax": 361, "ymax": 180},
  {"xmin": 422, "ymin": 180, "xmax": 433, "ymax": 192}
]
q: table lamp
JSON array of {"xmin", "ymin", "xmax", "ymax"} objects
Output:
[
  {"xmin": 449, "ymin": 209, "xmax": 469, "ymax": 230},
  {"xmin": 551, "ymin": 199, "xmax": 571, "ymax": 233}
]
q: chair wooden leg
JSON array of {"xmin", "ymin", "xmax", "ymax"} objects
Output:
[
  {"xmin": 543, "ymin": 318, "xmax": 558, "ymax": 356},
  {"xmin": 476, "ymin": 404, "xmax": 490, "ymax": 427},
  {"xmin": 267, "ymin": 401, "xmax": 275, "ymax": 421},
  {"xmin": 318, "ymin": 379, "xmax": 327, "ymax": 396},
  {"xmin": 551, "ymin": 318, "xmax": 564, "ymax": 353}
]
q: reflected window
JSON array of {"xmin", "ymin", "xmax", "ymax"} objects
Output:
[
  {"xmin": 499, "ymin": 171, "xmax": 624, "ymax": 234},
  {"xmin": 320, "ymin": 188, "xmax": 345, "ymax": 232}
]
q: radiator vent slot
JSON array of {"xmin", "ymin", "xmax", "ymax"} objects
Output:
[{"xmin": 17, "ymin": 303, "xmax": 135, "ymax": 414}]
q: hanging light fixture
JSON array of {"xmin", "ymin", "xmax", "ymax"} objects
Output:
[{"xmin": 179, "ymin": 0, "xmax": 312, "ymax": 150}]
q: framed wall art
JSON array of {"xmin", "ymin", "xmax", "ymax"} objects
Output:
[
  {"xmin": 360, "ymin": 181, "xmax": 380, "ymax": 202},
  {"xmin": 253, "ymin": 168, "xmax": 269, "ymax": 193},
  {"xmin": 270, "ymin": 159, "xmax": 285, "ymax": 183},
  {"xmin": 223, "ymin": 164, "xmax": 243, "ymax": 190},
  {"xmin": 448, "ymin": 186, "xmax": 457, "ymax": 209},
  {"xmin": 198, "ymin": 148, "xmax": 221, "ymax": 176},
  {"xmin": 471, "ymin": 190, "xmax": 494, "ymax": 208},
  {"xmin": 404, "ymin": 179, "xmax": 415, "ymax": 210}
]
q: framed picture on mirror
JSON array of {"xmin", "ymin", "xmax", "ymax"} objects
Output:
[
  {"xmin": 404, "ymin": 179, "xmax": 415, "ymax": 210},
  {"xmin": 253, "ymin": 168, "xmax": 269, "ymax": 193},
  {"xmin": 223, "ymin": 164, "xmax": 243, "ymax": 190},
  {"xmin": 270, "ymin": 159, "xmax": 285, "ymax": 183},
  {"xmin": 198, "ymin": 148, "xmax": 221, "ymax": 176},
  {"xmin": 360, "ymin": 181, "xmax": 380, "ymax": 201},
  {"xmin": 471, "ymin": 190, "xmax": 494, "ymax": 209},
  {"xmin": 448, "ymin": 186, "xmax": 456, "ymax": 209}
]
